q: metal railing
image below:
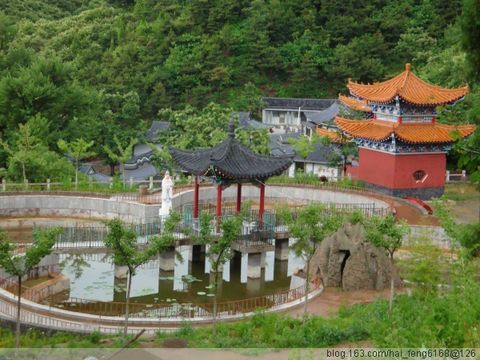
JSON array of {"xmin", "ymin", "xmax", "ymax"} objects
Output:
[
  {"xmin": 0, "ymin": 263, "xmax": 318, "ymax": 321},
  {"xmin": 0, "ymin": 265, "xmax": 60, "ymax": 303},
  {"xmin": 47, "ymin": 283, "xmax": 313, "ymax": 318}
]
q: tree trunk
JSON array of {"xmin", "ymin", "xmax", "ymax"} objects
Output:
[
  {"xmin": 21, "ymin": 163, "xmax": 26, "ymax": 188},
  {"xmin": 303, "ymin": 257, "xmax": 310, "ymax": 320},
  {"xmin": 389, "ymin": 253, "xmax": 395, "ymax": 313},
  {"xmin": 213, "ymin": 269, "xmax": 218, "ymax": 324},
  {"xmin": 121, "ymin": 163, "xmax": 126, "ymax": 189},
  {"xmin": 124, "ymin": 271, "xmax": 132, "ymax": 338},
  {"xmin": 75, "ymin": 159, "xmax": 79, "ymax": 190},
  {"xmin": 110, "ymin": 163, "xmax": 115, "ymax": 176},
  {"xmin": 15, "ymin": 275, "xmax": 22, "ymax": 356}
]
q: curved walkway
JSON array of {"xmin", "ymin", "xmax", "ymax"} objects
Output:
[{"xmin": 0, "ymin": 284, "xmax": 323, "ymax": 335}]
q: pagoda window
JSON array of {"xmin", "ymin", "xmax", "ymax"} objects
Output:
[{"xmin": 413, "ymin": 170, "xmax": 428, "ymax": 183}]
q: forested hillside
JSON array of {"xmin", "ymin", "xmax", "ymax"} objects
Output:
[{"xmin": 0, "ymin": 0, "xmax": 479, "ymax": 182}]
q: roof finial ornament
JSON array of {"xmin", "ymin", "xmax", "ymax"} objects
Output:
[
  {"xmin": 228, "ymin": 121, "xmax": 235, "ymax": 139},
  {"xmin": 405, "ymin": 63, "xmax": 411, "ymax": 72}
]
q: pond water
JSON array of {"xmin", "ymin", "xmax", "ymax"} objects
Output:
[
  {"xmin": 3, "ymin": 218, "xmax": 306, "ymax": 306},
  {"xmin": 57, "ymin": 247, "xmax": 304, "ymax": 304}
]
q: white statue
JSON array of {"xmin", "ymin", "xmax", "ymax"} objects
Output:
[{"xmin": 159, "ymin": 171, "xmax": 173, "ymax": 218}]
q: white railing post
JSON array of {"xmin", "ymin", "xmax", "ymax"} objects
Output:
[
  {"xmin": 461, "ymin": 170, "xmax": 466, "ymax": 181},
  {"xmin": 46, "ymin": 178, "xmax": 51, "ymax": 191},
  {"xmin": 1, "ymin": 178, "xmax": 5, "ymax": 192},
  {"xmin": 149, "ymin": 176, "xmax": 153, "ymax": 190},
  {"xmin": 24, "ymin": 178, "xmax": 29, "ymax": 190},
  {"xmin": 129, "ymin": 177, "xmax": 133, "ymax": 188},
  {"xmin": 445, "ymin": 170, "xmax": 450, "ymax": 182},
  {"xmin": 109, "ymin": 178, "xmax": 113, "ymax": 189}
]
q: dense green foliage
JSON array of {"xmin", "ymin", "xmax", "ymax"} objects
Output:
[
  {"xmin": 154, "ymin": 103, "xmax": 271, "ymax": 169},
  {"xmin": 0, "ymin": 0, "xmax": 479, "ymax": 180}
]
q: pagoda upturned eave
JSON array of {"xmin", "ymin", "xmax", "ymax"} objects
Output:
[
  {"xmin": 169, "ymin": 134, "xmax": 293, "ymax": 180},
  {"xmin": 335, "ymin": 116, "xmax": 476, "ymax": 144},
  {"xmin": 347, "ymin": 63, "xmax": 468, "ymax": 106},
  {"xmin": 338, "ymin": 94, "xmax": 372, "ymax": 113}
]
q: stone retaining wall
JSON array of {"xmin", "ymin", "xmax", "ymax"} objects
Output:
[
  {"xmin": 0, "ymin": 186, "xmax": 390, "ymax": 225},
  {"xmin": 0, "ymin": 195, "xmax": 160, "ymax": 223}
]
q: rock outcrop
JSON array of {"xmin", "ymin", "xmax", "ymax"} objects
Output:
[{"xmin": 307, "ymin": 222, "xmax": 402, "ymax": 291}]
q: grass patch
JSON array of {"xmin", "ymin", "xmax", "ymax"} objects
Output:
[
  {"xmin": 156, "ymin": 311, "xmax": 369, "ymax": 348},
  {"xmin": 442, "ymin": 183, "xmax": 480, "ymax": 202},
  {"xmin": 0, "ymin": 328, "xmax": 122, "ymax": 348}
]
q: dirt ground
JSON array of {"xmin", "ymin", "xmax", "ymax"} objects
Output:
[{"xmin": 284, "ymin": 287, "xmax": 395, "ymax": 318}]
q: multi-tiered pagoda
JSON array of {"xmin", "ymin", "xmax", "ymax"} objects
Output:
[{"xmin": 336, "ymin": 63, "xmax": 475, "ymax": 199}]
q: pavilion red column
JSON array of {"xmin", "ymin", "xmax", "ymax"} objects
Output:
[
  {"xmin": 193, "ymin": 176, "xmax": 199, "ymax": 219},
  {"xmin": 236, "ymin": 183, "xmax": 242, "ymax": 214},
  {"xmin": 259, "ymin": 183, "xmax": 265, "ymax": 225},
  {"xmin": 216, "ymin": 183, "xmax": 222, "ymax": 231}
]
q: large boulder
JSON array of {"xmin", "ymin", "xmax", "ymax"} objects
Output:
[{"xmin": 308, "ymin": 222, "xmax": 402, "ymax": 291}]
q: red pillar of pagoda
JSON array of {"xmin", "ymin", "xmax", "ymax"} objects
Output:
[
  {"xmin": 193, "ymin": 176, "xmax": 199, "ymax": 218},
  {"xmin": 236, "ymin": 183, "xmax": 242, "ymax": 214},
  {"xmin": 259, "ymin": 183, "xmax": 265, "ymax": 225}
]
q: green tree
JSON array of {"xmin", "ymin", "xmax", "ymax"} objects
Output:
[
  {"xmin": 57, "ymin": 138, "xmax": 95, "ymax": 189},
  {"xmin": 196, "ymin": 211, "xmax": 242, "ymax": 323},
  {"xmin": 365, "ymin": 215, "xmax": 409, "ymax": 312},
  {"xmin": 0, "ymin": 227, "xmax": 61, "ymax": 353},
  {"xmin": 103, "ymin": 135, "xmax": 137, "ymax": 188},
  {"xmin": 400, "ymin": 236, "xmax": 447, "ymax": 298},
  {"xmin": 288, "ymin": 134, "xmax": 321, "ymax": 174},
  {"xmin": 156, "ymin": 103, "xmax": 270, "ymax": 155},
  {"xmin": 278, "ymin": 204, "xmax": 344, "ymax": 318},
  {"xmin": 228, "ymin": 82, "xmax": 265, "ymax": 118},
  {"xmin": 434, "ymin": 200, "xmax": 480, "ymax": 256},
  {"xmin": 461, "ymin": 0, "xmax": 480, "ymax": 82},
  {"xmin": 0, "ymin": 55, "xmax": 100, "ymax": 145},
  {"xmin": 0, "ymin": 121, "xmax": 43, "ymax": 184},
  {"xmin": 104, "ymin": 213, "xmax": 182, "ymax": 337},
  {"xmin": 0, "ymin": 118, "xmax": 74, "ymax": 184}
]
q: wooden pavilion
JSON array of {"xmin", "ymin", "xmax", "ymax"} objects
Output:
[{"xmin": 169, "ymin": 122, "xmax": 293, "ymax": 223}]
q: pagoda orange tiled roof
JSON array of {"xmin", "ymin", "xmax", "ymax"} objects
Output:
[
  {"xmin": 338, "ymin": 94, "xmax": 372, "ymax": 112},
  {"xmin": 348, "ymin": 63, "xmax": 468, "ymax": 106},
  {"xmin": 315, "ymin": 127, "xmax": 347, "ymax": 143},
  {"xmin": 335, "ymin": 116, "xmax": 476, "ymax": 144}
]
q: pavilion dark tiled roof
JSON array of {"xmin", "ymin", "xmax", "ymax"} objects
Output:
[{"xmin": 170, "ymin": 124, "xmax": 293, "ymax": 180}]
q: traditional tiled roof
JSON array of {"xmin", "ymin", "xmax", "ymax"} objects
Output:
[
  {"xmin": 263, "ymin": 97, "xmax": 336, "ymax": 110},
  {"xmin": 347, "ymin": 64, "xmax": 468, "ymax": 106},
  {"xmin": 335, "ymin": 117, "xmax": 476, "ymax": 144},
  {"xmin": 232, "ymin": 112, "xmax": 271, "ymax": 129},
  {"xmin": 338, "ymin": 95, "xmax": 372, "ymax": 112},
  {"xmin": 146, "ymin": 121, "xmax": 170, "ymax": 141},
  {"xmin": 305, "ymin": 101, "xmax": 340, "ymax": 125},
  {"xmin": 316, "ymin": 127, "xmax": 346, "ymax": 143},
  {"xmin": 170, "ymin": 123, "xmax": 293, "ymax": 180}
]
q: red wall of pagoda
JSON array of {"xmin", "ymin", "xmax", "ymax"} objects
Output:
[{"xmin": 358, "ymin": 148, "xmax": 446, "ymax": 189}]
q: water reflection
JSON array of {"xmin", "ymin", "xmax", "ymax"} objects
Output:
[{"xmin": 57, "ymin": 240, "xmax": 305, "ymax": 304}]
